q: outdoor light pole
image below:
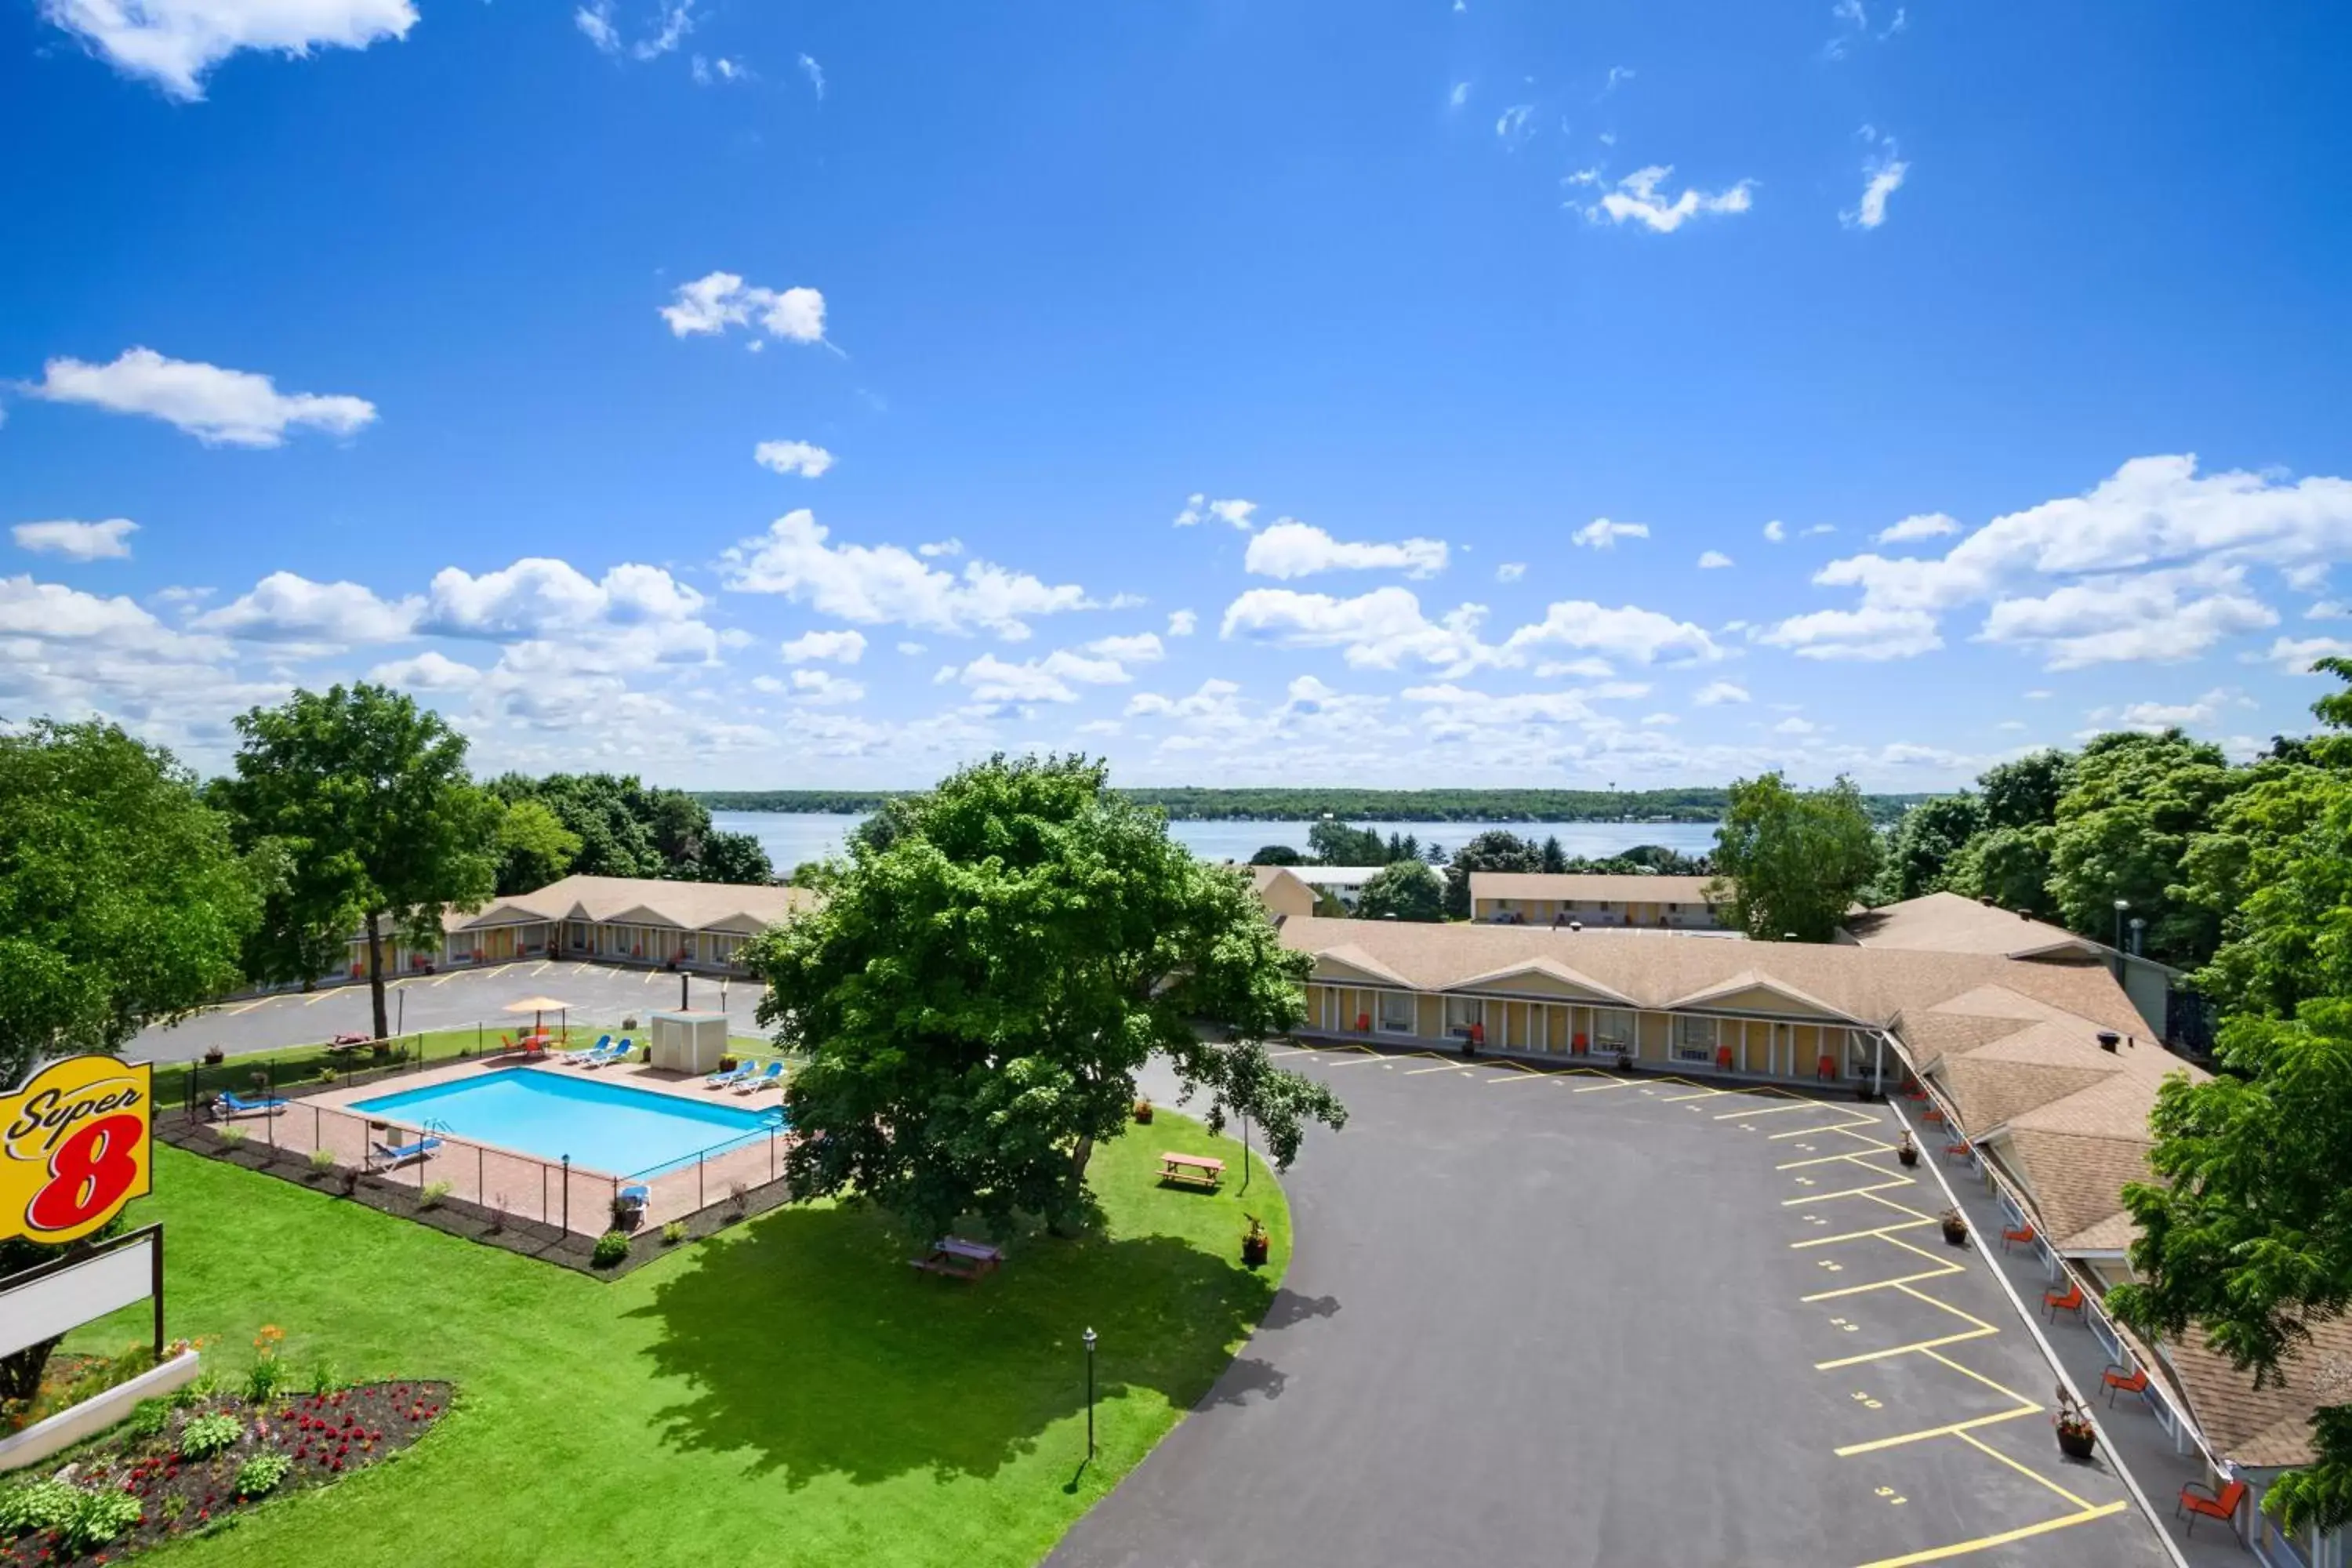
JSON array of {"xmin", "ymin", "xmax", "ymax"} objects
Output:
[
  {"xmin": 1083, "ymin": 1327, "xmax": 1098, "ymax": 1461},
  {"xmin": 2112, "ymin": 898, "xmax": 2129, "ymax": 950}
]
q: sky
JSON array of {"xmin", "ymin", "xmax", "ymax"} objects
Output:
[{"xmin": 5, "ymin": 1, "xmax": 2350, "ymax": 792}]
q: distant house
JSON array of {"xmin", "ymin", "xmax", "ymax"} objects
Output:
[
  {"xmin": 1836, "ymin": 891, "xmax": 2176, "ymax": 1043},
  {"xmin": 346, "ymin": 874, "xmax": 821, "ymax": 978},
  {"xmin": 1468, "ymin": 872, "xmax": 1725, "ymax": 931},
  {"xmin": 1246, "ymin": 865, "xmax": 1320, "ymax": 920}
]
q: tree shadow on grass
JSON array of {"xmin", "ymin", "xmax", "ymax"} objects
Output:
[{"xmin": 629, "ymin": 1203, "xmax": 1283, "ymax": 1489}]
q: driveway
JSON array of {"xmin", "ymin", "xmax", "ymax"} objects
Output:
[{"xmin": 1058, "ymin": 1050, "xmax": 2174, "ymax": 1568}]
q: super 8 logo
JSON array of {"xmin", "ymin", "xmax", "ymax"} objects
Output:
[{"xmin": 1, "ymin": 1056, "xmax": 153, "ymax": 1246}]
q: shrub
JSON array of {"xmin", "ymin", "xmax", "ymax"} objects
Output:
[
  {"xmin": 162, "ymin": 1494, "xmax": 187, "ymax": 1522},
  {"xmin": 60, "ymin": 1488, "xmax": 143, "ymax": 1552},
  {"xmin": 178, "ymin": 1410, "xmax": 243, "ymax": 1459},
  {"xmin": 622, "ymin": 1014, "xmax": 638, "ymax": 1030},
  {"xmin": 234, "ymin": 1451, "xmax": 294, "ymax": 1498},
  {"xmin": 305, "ymin": 1357, "xmax": 343, "ymax": 1396},
  {"xmin": 591, "ymin": 1230, "xmax": 630, "ymax": 1268},
  {"xmin": 727, "ymin": 1181, "xmax": 750, "ymax": 1219},
  {"xmin": 309, "ymin": 1149, "xmax": 338, "ymax": 1175},
  {"xmin": 175, "ymin": 1367, "xmax": 224, "ymax": 1408},
  {"xmin": 217, "ymin": 1126, "xmax": 247, "ymax": 1148},
  {"xmin": 0, "ymin": 1478, "xmax": 77, "ymax": 1537},
  {"xmin": 419, "ymin": 1180, "xmax": 453, "ymax": 1209},
  {"xmin": 661, "ymin": 1220, "xmax": 688, "ymax": 1245},
  {"xmin": 245, "ymin": 1356, "xmax": 290, "ymax": 1404},
  {"xmin": 125, "ymin": 1396, "xmax": 170, "ymax": 1440}
]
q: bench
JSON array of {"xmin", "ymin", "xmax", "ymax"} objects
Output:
[
  {"xmin": 1159, "ymin": 1152, "xmax": 1226, "ymax": 1190},
  {"xmin": 909, "ymin": 1236, "xmax": 1004, "ymax": 1281}
]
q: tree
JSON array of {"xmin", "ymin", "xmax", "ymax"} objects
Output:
[
  {"xmin": 2109, "ymin": 1000, "xmax": 2352, "ymax": 1536},
  {"xmin": 1708, "ymin": 774, "xmax": 1881, "ymax": 942},
  {"xmin": 0, "ymin": 720, "xmax": 260, "ymax": 1089},
  {"xmin": 1978, "ymin": 749, "xmax": 2071, "ymax": 832},
  {"xmin": 1539, "ymin": 835, "xmax": 1568, "ymax": 874},
  {"xmin": 494, "ymin": 797, "xmax": 581, "ymax": 895},
  {"xmin": 1440, "ymin": 829, "xmax": 1541, "ymax": 919},
  {"xmin": 1306, "ymin": 818, "xmax": 1386, "ymax": 866},
  {"xmin": 1885, "ymin": 793, "xmax": 1987, "ymax": 901},
  {"xmin": 220, "ymin": 684, "xmax": 501, "ymax": 1040},
  {"xmin": 1356, "ymin": 859, "xmax": 1444, "ymax": 922},
  {"xmin": 1179, "ymin": 1039, "xmax": 1347, "ymax": 1196},
  {"xmin": 1248, "ymin": 844, "xmax": 1304, "ymax": 866},
  {"xmin": 694, "ymin": 828, "xmax": 774, "ymax": 885},
  {"xmin": 2048, "ymin": 729, "xmax": 2238, "ymax": 967},
  {"xmin": 747, "ymin": 755, "xmax": 1345, "ymax": 1240},
  {"xmin": 1941, "ymin": 825, "xmax": 2059, "ymax": 918}
]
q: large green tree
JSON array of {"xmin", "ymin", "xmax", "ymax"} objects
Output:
[
  {"xmin": 2048, "ymin": 729, "xmax": 2238, "ymax": 966},
  {"xmin": 1708, "ymin": 773, "xmax": 1882, "ymax": 942},
  {"xmin": 1441, "ymin": 829, "xmax": 1541, "ymax": 919},
  {"xmin": 1305, "ymin": 818, "xmax": 1387, "ymax": 866},
  {"xmin": 0, "ymin": 720, "xmax": 260, "ymax": 1088},
  {"xmin": 747, "ymin": 755, "xmax": 1345, "ymax": 1241},
  {"xmin": 1884, "ymin": 792, "xmax": 1987, "ymax": 901},
  {"xmin": 490, "ymin": 771, "xmax": 767, "ymax": 884},
  {"xmin": 1978, "ymin": 749, "xmax": 2071, "ymax": 833},
  {"xmin": 220, "ymin": 684, "xmax": 501, "ymax": 1040},
  {"xmin": 1356, "ymin": 858, "xmax": 1444, "ymax": 922},
  {"xmin": 493, "ymin": 797, "xmax": 582, "ymax": 895}
]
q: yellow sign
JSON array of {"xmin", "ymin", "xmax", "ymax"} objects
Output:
[{"xmin": 1, "ymin": 1056, "xmax": 154, "ymax": 1246}]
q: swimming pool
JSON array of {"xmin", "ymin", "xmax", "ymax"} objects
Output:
[{"xmin": 353, "ymin": 1069, "xmax": 783, "ymax": 1176}]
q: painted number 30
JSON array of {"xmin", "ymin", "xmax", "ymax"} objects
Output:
[{"xmin": 26, "ymin": 1115, "xmax": 143, "ymax": 1236}]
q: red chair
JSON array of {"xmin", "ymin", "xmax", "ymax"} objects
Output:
[
  {"xmin": 2177, "ymin": 1478, "xmax": 2247, "ymax": 1537},
  {"xmin": 1999, "ymin": 1220, "xmax": 2037, "ymax": 1251},
  {"xmin": 1945, "ymin": 1140, "xmax": 1974, "ymax": 1164},
  {"xmin": 1570, "ymin": 1033, "xmax": 1589, "ymax": 1056},
  {"xmin": 1815, "ymin": 1054, "xmax": 1837, "ymax": 1082},
  {"xmin": 1922, "ymin": 1105, "xmax": 1947, "ymax": 1124},
  {"xmin": 1715, "ymin": 1045, "xmax": 1734, "ymax": 1072},
  {"xmin": 2044, "ymin": 1282, "xmax": 2085, "ymax": 1323},
  {"xmin": 2101, "ymin": 1363, "xmax": 2149, "ymax": 1406},
  {"xmin": 1355, "ymin": 1013, "xmax": 1371, "ymax": 1033}
]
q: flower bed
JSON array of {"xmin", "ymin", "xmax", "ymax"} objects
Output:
[{"xmin": 0, "ymin": 1381, "xmax": 450, "ymax": 1566}]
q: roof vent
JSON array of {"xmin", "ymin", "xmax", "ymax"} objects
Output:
[
  {"xmin": 1569, "ymin": 920, "xmax": 1583, "ymax": 933},
  {"xmin": 1978, "ymin": 896, "xmax": 1994, "ymax": 906},
  {"xmin": 2016, "ymin": 908, "xmax": 2034, "ymax": 920},
  {"xmin": 2096, "ymin": 1030, "xmax": 2121, "ymax": 1053}
]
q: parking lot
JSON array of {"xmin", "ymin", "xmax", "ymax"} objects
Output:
[
  {"xmin": 129, "ymin": 961, "xmax": 772, "ymax": 1063},
  {"xmin": 1059, "ymin": 1049, "xmax": 2171, "ymax": 1568}
]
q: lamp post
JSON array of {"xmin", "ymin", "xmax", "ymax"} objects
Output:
[
  {"xmin": 1083, "ymin": 1327, "xmax": 1098, "ymax": 1461},
  {"xmin": 2129, "ymin": 916, "xmax": 2146, "ymax": 957},
  {"xmin": 2112, "ymin": 898, "xmax": 2129, "ymax": 950}
]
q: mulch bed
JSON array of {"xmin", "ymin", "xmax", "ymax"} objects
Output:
[{"xmin": 0, "ymin": 1382, "xmax": 450, "ymax": 1566}]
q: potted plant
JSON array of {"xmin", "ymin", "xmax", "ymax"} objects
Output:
[
  {"xmin": 1939, "ymin": 1207, "xmax": 1969, "ymax": 1247},
  {"xmin": 1896, "ymin": 1131, "xmax": 1919, "ymax": 1168},
  {"xmin": 2053, "ymin": 1388, "xmax": 2097, "ymax": 1461},
  {"xmin": 1133, "ymin": 1098, "xmax": 1154, "ymax": 1125},
  {"xmin": 203, "ymin": 1045, "xmax": 225, "ymax": 1066},
  {"xmin": 1240, "ymin": 1214, "xmax": 1270, "ymax": 1268}
]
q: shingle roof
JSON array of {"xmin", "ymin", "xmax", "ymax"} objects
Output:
[
  {"xmin": 1468, "ymin": 873, "xmax": 1720, "ymax": 906},
  {"xmin": 453, "ymin": 875, "xmax": 819, "ymax": 935},
  {"xmin": 1842, "ymin": 891, "xmax": 2102, "ymax": 957},
  {"xmin": 2159, "ymin": 1319, "xmax": 2352, "ymax": 1468}
]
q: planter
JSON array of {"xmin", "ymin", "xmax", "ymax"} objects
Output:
[
  {"xmin": 2056, "ymin": 1424, "xmax": 2097, "ymax": 1461},
  {"xmin": 202, "ymin": 1047, "xmax": 225, "ymax": 1065},
  {"xmin": 1132, "ymin": 1102, "xmax": 1154, "ymax": 1125},
  {"xmin": 1897, "ymin": 1147, "xmax": 1919, "ymax": 1168},
  {"xmin": 1940, "ymin": 1217, "xmax": 1969, "ymax": 1247},
  {"xmin": 1240, "ymin": 1234, "xmax": 1270, "ymax": 1268}
]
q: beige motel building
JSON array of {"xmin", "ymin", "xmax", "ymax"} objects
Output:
[
  {"xmin": 346, "ymin": 875, "xmax": 820, "ymax": 979},
  {"xmin": 1468, "ymin": 871, "xmax": 1726, "ymax": 930}
]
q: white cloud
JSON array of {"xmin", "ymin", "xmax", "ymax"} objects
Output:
[
  {"xmin": 789, "ymin": 669, "xmax": 864, "ymax": 705},
  {"xmin": 1875, "ymin": 513, "xmax": 1960, "ymax": 545},
  {"xmin": 1173, "ymin": 493, "xmax": 1258, "ymax": 530},
  {"xmin": 1127, "ymin": 678, "xmax": 1243, "ymax": 720},
  {"xmin": 1535, "ymin": 657, "xmax": 1616, "ymax": 679},
  {"xmin": 1803, "ymin": 524, "xmax": 1838, "ymax": 538},
  {"xmin": 1693, "ymin": 680, "xmax": 1750, "ymax": 706},
  {"xmin": 690, "ymin": 54, "xmax": 749, "ymax": 85},
  {"xmin": 1221, "ymin": 586, "xmax": 1502, "ymax": 675},
  {"xmin": 1773, "ymin": 717, "xmax": 1821, "ymax": 735},
  {"xmin": 2308, "ymin": 601, "xmax": 2347, "ymax": 621},
  {"xmin": 2024, "ymin": 689, "xmax": 2053, "ymax": 699},
  {"xmin": 39, "ymin": 0, "xmax": 416, "ymax": 100},
  {"xmin": 630, "ymin": 0, "xmax": 691, "ymax": 59},
  {"xmin": 1400, "ymin": 683, "xmax": 1632, "ymax": 731},
  {"xmin": 27, "ymin": 348, "xmax": 376, "ymax": 448},
  {"xmin": 917, "ymin": 539, "xmax": 962, "ymax": 558},
  {"xmin": 1642, "ymin": 712, "xmax": 1678, "ymax": 726},
  {"xmin": 2107, "ymin": 691, "xmax": 2229, "ymax": 731},
  {"xmin": 1086, "ymin": 633, "xmax": 1165, "ymax": 663},
  {"xmin": 1502, "ymin": 601, "xmax": 1724, "ymax": 666},
  {"xmin": 958, "ymin": 648, "xmax": 1134, "ymax": 705},
  {"xmin": 1978, "ymin": 565, "xmax": 2276, "ymax": 669},
  {"xmin": 659, "ymin": 271, "xmax": 826, "ymax": 343},
  {"xmin": 896, "ymin": 641, "xmax": 926, "ymax": 655},
  {"xmin": 421, "ymin": 559, "xmax": 708, "ymax": 644},
  {"xmin": 1571, "ymin": 518, "xmax": 1649, "ymax": 550},
  {"xmin": 197, "ymin": 572, "xmax": 420, "ymax": 644},
  {"xmin": 367, "ymin": 651, "xmax": 482, "ymax": 691},
  {"xmin": 1495, "ymin": 104, "xmax": 1534, "ymax": 146},
  {"xmin": 1697, "ymin": 550, "xmax": 1733, "ymax": 569},
  {"xmin": 781, "ymin": 629, "xmax": 866, "ymax": 664},
  {"xmin": 13, "ymin": 518, "xmax": 136, "ymax": 561},
  {"xmin": 1166, "ymin": 608, "xmax": 1198, "ymax": 637},
  {"xmin": 1243, "ymin": 520, "xmax": 1448, "ymax": 579},
  {"xmin": 724, "ymin": 510, "xmax": 1097, "ymax": 640},
  {"xmin": 2255, "ymin": 636, "xmax": 2352, "ymax": 673},
  {"xmin": 575, "ymin": 2, "xmax": 618, "ymax": 52},
  {"xmin": 1602, "ymin": 64, "xmax": 1635, "ymax": 96},
  {"xmin": 1581, "ymin": 165, "xmax": 1754, "ymax": 233},
  {"xmin": 1755, "ymin": 604, "xmax": 1943, "ymax": 661},
  {"xmin": 1842, "ymin": 143, "xmax": 1909, "ymax": 231},
  {"xmin": 1495, "ymin": 562, "xmax": 1526, "ymax": 583},
  {"xmin": 1448, "ymin": 81, "xmax": 1469, "ymax": 109},
  {"xmin": 797, "ymin": 52, "xmax": 825, "ymax": 96},
  {"xmin": 1996, "ymin": 720, "xmax": 2027, "ymax": 732},
  {"xmin": 753, "ymin": 439, "xmax": 835, "ymax": 478},
  {"xmin": 1763, "ymin": 520, "xmax": 1787, "ymax": 543}
]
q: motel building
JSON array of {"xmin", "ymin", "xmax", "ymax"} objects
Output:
[
  {"xmin": 346, "ymin": 875, "xmax": 819, "ymax": 980},
  {"xmin": 1468, "ymin": 871, "xmax": 1726, "ymax": 931}
]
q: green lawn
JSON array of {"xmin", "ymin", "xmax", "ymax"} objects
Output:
[{"xmin": 71, "ymin": 1116, "xmax": 1289, "ymax": 1568}]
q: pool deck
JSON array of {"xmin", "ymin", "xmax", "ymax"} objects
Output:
[{"xmin": 279, "ymin": 1054, "xmax": 792, "ymax": 1236}]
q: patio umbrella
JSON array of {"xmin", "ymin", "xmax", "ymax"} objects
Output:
[{"xmin": 503, "ymin": 995, "xmax": 572, "ymax": 1044}]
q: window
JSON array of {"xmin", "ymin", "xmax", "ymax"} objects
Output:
[
  {"xmin": 1378, "ymin": 991, "xmax": 1416, "ymax": 1033},
  {"xmin": 1592, "ymin": 1009, "xmax": 1633, "ymax": 1051},
  {"xmin": 1674, "ymin": 1014, "xmax": 1717, "ymax": 1062},
  {"xmin": 1445, "ymin": 996, "xmax": 1483, "ymax": 1034}
]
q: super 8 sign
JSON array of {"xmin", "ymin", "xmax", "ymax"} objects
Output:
[{"xmin": 1, "ymin": 1057, "xmax": 154, "ymax": 1246}]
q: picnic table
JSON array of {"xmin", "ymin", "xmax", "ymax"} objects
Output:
[
  {"xmin": 1159, "ymin": 1152, "xmax": 1226, "ymax": 1191},
  {"xmin": 910, "ymin": 1237, "xmax": 1004, "ymax": 1281},
  {"xmin": 325, "ymin": 1033, "xmax": 374, "ymax": 1054}
]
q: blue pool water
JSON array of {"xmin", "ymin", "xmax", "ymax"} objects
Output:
[{"xmin": 354, "ymin": 1069, "xmax": 783, "ymax": 1177}]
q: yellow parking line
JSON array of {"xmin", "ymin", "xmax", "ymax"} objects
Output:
[
  {"xmin": 1661, "ymin": 1086, "xmax": 1736, "ymax": 1102},
  {"xmin": 1570, "ymin": 1076, "xmax": 1641, "ymax": 1092},
  {"xmin": 1403, "ymin": 1062, "xmax": 1467, "ymax": 1075},
  {"xmin": 1833, "ymin": 1405, "xmax": 2039, "ymax": 1457},
  {"xmin": 1319, "ymin": 1053, "xmax": 1393, "ymax": 1068},
  {"xmin": 1849, "ymin": 1502, "xmax": 2127, "ymax": 1568},
  {"xmin": 1791, "ymin": 1220, "xmax": 1934, "ymax": 1249},
  {"xmin": 430, "ymin": 970, "xmax": 464, "ymax": 986},
  {"xmin": 217, "ymin": 997, "xmax": 270, "ymax": 1016},
  {"xmin": 1781, "ymin": 1178, "xmax": 1915, "ymax": 1207},
  {"xmin": 1814, "ymin": 1327, "xmax": 1998, "ymax": 1370},
  {"xmin": 1271, "ymin": 1047, "xmax": 1318, "ymax": 1058},
  {"xmin": 303, "ymin": 989, "xmax": 339, "ymax": 1006},
  {"xmin": 1802, "ymin": 1264, "xmax": 1964, "ymax": 1304},
  {"xmin": 1915, "ymin": 1348, "xmax": 2041, "ymax": 1408},
  {"xmin": 1778, "ymin": 1150, "xmax": 1900, "ymax": 1171},
  {"xmin": 1717, "ymin": 1101, "xmax": 1834, "ymax": 1120},
  {"xmin": 1954, "ymin": 1429, "xmax": 2096, "ymax": 1512},
  {"xmin": 1485, "ymin": 1070, "xmax": 1552, "ymax": 1084}
]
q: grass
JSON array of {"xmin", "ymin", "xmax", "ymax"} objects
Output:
[{"xmin": 68, "ymin": 1115, "xmax": 1290, "ymax": 1568}]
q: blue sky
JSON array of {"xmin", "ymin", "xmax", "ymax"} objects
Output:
[{"xmin": 5, "ymin": 1, "xmax": 2350, "ymax": 789}]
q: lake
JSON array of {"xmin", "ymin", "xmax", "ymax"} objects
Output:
[{"xmin": 711, "ymin": 811, "xmax": 1722, "ymax": 872}]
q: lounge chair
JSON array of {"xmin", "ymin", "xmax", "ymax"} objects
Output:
[
  {"xmin": 704, "ymin": 1062, "xmax": 750, "ymax": 1089},
  {"xmin": 216, "ymin": 1090, "xmax": 287, "ymax": 1118},
  {"xmin": 588, "ymin": 1039, "xmax": 633, "ymax": 1069},
  {"xmin": 617, "ymin": 1183, "xmax": 650, "ymax": 1215},
  {"xmin": 560, "ymin": 1034, "xmax": 615, "ymax": 1065},
  {"xmin": 734, "ymin": 1061, "xmax": 785, "ymax": 1094},
  {"xmin": 368, "ymin": 1135, "xmax": 442, "ymax": 1171}
]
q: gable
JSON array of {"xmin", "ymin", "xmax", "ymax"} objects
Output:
[
  {"xmin": 1665, "ymin": 971, "xmax": 1859, "ymax": 1022},
  {"xmin": 1441, "ymin": 960, "xmax": 1634, "ymax": 1006},
  {"xmin": 1310, "ymin": 947, "xmax": 1417, "ymax": 989}
]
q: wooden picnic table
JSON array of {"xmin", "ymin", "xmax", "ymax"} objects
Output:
[
  {"xmin": 909, "ymin": 1236, "xmax": 1004, "ymax": 1281},
  {"xmin": 1159, "ymin": 1152, "xmax": 1226, "ymax": 1190}
]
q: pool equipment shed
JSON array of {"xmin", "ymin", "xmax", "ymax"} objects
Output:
[{"xmin": 649, "ymin": 1010, "xmax": 730, "ymax": 1075}]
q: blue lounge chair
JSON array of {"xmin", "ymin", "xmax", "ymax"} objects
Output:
[
  {"xmin": 368, "ymin": 1135, "xmax": 441, "ymax": 1171},
  {"xmin": 560, "ymin": 1034, "xmax": 614, "ymax": 1065},
  {"xmin": 589, "ymin": 1038, "xmax": 633, "ymax": 1069},
  {"xmin": 616, "ymin": 1183, "xmax": 650, "ymax": 1216},
  {"xmin": 216, "ymin": 1090, "xmax": 287, "ymax": 1118},
  {"xmin": 703, "ymin": 1061, "xmax": 750, "ymax": 1089},
  {"xmin": 735, "ymin": 1061, "xmax": 784, "ymax": 1094}
]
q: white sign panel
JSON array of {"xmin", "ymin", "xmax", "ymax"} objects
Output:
[{"xmin": 0, "ymin": 1233, "xmax": 154, "ymax": 1360}]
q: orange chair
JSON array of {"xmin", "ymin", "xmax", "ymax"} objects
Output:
[
  {"xmin": 2177, "ymin": 1479, "xmax": 2247, "ymax": 1537},
  {"xmin": 1815, "ymin": 1054, "xmax": 1837, "ymax": 1081},
  {"xmin": 1570, "ymin": 1033, "xmax": 1589, "ymax": 1056},
  {"xmin": 2044, "ymin": 1282, "xmax": 2085, "ymax": 1323},
  {"xmin": 1715, "ymin": 1045, "xmax": 1734, "ymax": 1071},
  {"xmin": 2101, "ymin": 1363, "xmax": 2149, "ymax": 1406},
  {"xmin": 1922, "ymin": 1105, "xmax": 1947, "ymax": 1124},
  {"xmin": 1945, "ymin": 1140, "xmax": 1974, "ymax": 1164},
  {"xmin": 1355, "ymin": 1013, "xmax": 1371, "ymax": 1033},
  {"xmin": 1999, "ymin": 1220, "xmax": 2037, "ymax": 1252}
]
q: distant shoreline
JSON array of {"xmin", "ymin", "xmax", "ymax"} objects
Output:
[{"xmin": 697, "ymin": 787, "xmax": 1930, "ymax": 826}]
